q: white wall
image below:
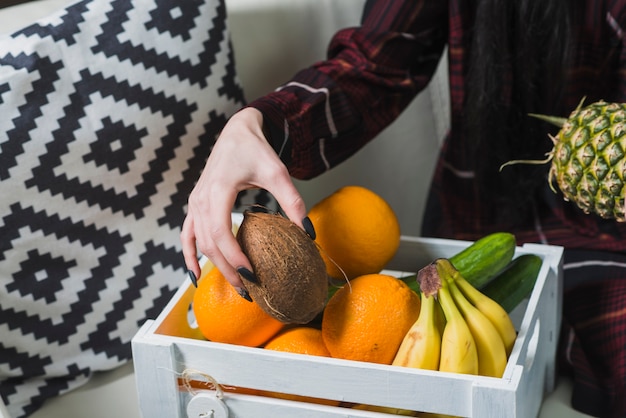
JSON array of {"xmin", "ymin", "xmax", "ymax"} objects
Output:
[{"xmin": 227, "ymin": 0, "xmax": 449, "ymax": 236}]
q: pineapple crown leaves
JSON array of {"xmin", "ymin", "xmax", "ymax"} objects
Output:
[
  {"xmin": 499, "ymin": 97, "xmax": 626, "ymax": 221},
  {"xmin": 527, "ymin": 96, "xmax": 587, "ymax": 130},
  {"xmin": 498, "ymin": 97, "xmax": 588, "ymax": 194}
]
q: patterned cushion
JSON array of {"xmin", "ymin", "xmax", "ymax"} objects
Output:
[{"xmin": 0, "ymin": 1, "xmax": 273, "ymax": 416}]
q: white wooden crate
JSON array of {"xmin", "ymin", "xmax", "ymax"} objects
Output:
[{"xmin": 132, "ymin": 213, "xmax": 563, "ymax": 417}]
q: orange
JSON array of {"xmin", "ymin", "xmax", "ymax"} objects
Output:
[
  {"xmin": 308, "ymin": 185, "xmax": 400, "ymax": 281},
  {"xmin": 264, "ymin": 327, "xmax": 331, "ymax": 357},
  {"xmin": 192, "ymin": 266, "xmax": 284, "ymax": 347},
  {"xmin": 321, "ymin": 273, "xmax": 420, "ymax": 364}
]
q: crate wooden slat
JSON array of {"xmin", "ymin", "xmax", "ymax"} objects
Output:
[{"xmin": 132, "ymin": 213, "xmax": 563, "ymax": 417}]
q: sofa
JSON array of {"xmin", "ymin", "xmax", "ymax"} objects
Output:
[{"xmin": 0, "ymin": 0, "xmax": 586, "ymax": 417}]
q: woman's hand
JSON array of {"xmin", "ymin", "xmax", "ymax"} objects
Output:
[{"xmin": 181, "ymin": 108, "xmax": 308, "ymax": 295}]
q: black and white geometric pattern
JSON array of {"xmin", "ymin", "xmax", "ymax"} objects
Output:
[{"xmin": 0, "ymin": 1, "xmax": 273, "ymax": 416}]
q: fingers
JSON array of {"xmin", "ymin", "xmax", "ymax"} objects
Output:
[
  {"xmin": 180, "ymin": 215, "xmax": 201, "ymax": 281},
  {"xmin": 260, "ymin": 161, "xmax": 312, "ymax": 237},
  {"xmin": 185, "ymin": 191, "xmax": 248, "ymax": 290},
  {"xmin": 182, "ymin": 175, "xmax": 309, "ymax": 294},
  {"xmin": 180, "ymin": 107, "xmax": 312, "ymax": 297}
]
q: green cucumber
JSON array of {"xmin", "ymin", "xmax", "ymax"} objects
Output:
[
  {"xmin": 327, "ymin": 232, "xmax": 516, "ymax": 299},
  {"xmin": 481, "ymin": 254, "xmax": 543, "ymax": 313},
  {"xmin": 394, "ymin": 232, "xmax": 516, "ymax": 295},
  {"xmin": 449, "ymin": 232, "xmax": 516, "ymax": 289}
]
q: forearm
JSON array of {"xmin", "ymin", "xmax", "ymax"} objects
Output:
[{"xmin": 249, "ymin": 0, "xmax": 448, "ymax": 179}]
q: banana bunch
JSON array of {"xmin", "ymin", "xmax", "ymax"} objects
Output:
[{"xmin": 393, "ymin": 259, "xmax": 517, "ymax": 378}]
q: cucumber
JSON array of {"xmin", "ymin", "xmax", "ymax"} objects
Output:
[
  {"xmin": 449, "ymin": 232, "xmax": 516, "ymax": 289},
  {"xmin": 392, "ymin": 232, "xmax": 516, "ymax": 295},
  {"xmin": 327, "ymin": 232, "xmax": 516, "ymax": 299},
  {"xmin": 481, "ymin": 254, "xmax": 543, "ymax": 313}
]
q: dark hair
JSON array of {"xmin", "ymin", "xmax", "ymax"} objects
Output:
[{"xmin": 465, "ymin": 0, "xmax": 574, "ymax": 222}]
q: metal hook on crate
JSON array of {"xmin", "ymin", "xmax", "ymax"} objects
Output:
[{"xmin": 183, "ymin": 369, "xmax": 229, "ymax": 418}]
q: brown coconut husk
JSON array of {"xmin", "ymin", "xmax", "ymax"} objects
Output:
[{"xmin": 236, "ymin": 209, "xmax": 328, "ymax": 324}]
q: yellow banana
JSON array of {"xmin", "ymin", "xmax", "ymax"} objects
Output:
[
  {"xmin": 436, "ymin": 277, "xmax": 478, "ymax": 375},
  {"xmin": 448, "ymin": 279, "xmax": 507, "ymax": 378},
  {"xmin": 453, "ymin": 274, "xmax": 517, "ymax": 356},
  {"xmin": 392, "ymin": 292, "xmax": 441, "ymax": 370},
  {"xmin": 433, "ymin": 292, "xmax": 447, "ymax": 335}
]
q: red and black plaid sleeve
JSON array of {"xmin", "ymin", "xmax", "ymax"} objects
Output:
[{"xmin": 248, "ymin": 0, "xmax": 447, "ymax": 180}]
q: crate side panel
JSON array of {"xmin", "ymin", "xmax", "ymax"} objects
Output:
[
  {"xmin": 132, "ymin": 322, "xmax": 182, "ymax": 418},
  {"xmin": 507, "ymin": 251, "xmax": 562, "ymax": 417},
  {"xmin": 170, "ymin": 337, "xmax": 509, "ymax": 417},
  {"xmin": 195, "ymin": 391, "xmax": 409, "ymax": 418},
  {"xmin": 472, "ymin": 381, "xmax": 518, "ymax": 418},
  {"xmin": 521, "ymin": 243, "xmax": 563, "ymax": 394}
]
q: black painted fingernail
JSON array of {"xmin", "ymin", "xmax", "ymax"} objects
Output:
[
  {"xmin": 237, "ymin": 267, "xmax": 258, "ymax": 284},
  {"xmin": 302, "ymin": 216, "xmax": 316, "ymax": 240},
  {"xmin": 187, "ymin": 269, "xmax": 198, "ymax": 288},
  {"xmin": 237, "ymin": 287, "xmax": 253, "ymax": 302}
]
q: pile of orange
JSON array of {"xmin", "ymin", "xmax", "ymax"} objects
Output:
[
  {"xmin": 187, "ymin": 185, "xmax": 422, "ymax": 408},
  {"xmin": 192, "ymin": 185, "xmax": 414, "ymax": 365},
  {"xmin": 307, "ymin": 185, "xmax": 401, "ymax": 281}
]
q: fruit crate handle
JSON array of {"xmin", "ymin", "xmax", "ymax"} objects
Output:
[{"xmin": 187, "ymin": 392, "xmax": 229, "ymax": 418}]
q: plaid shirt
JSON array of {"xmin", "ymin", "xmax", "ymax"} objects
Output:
[{"xmin": 250, "ymin": 1, "xmax": 626, "ymax": 415}]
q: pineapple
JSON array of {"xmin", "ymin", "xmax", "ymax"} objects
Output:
[{"xmin": 502, "ymin": 99, "xmax": 626, "ymax": 222}]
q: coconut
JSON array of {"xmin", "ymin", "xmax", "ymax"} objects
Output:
[{"xmin": 236, "ymin": 209, "xmax": 328, "ymax": 324}]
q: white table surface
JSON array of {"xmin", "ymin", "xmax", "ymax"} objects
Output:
[{"xmin": 11, "ymin": 361, "xmax": 590, "ymax": 418}]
